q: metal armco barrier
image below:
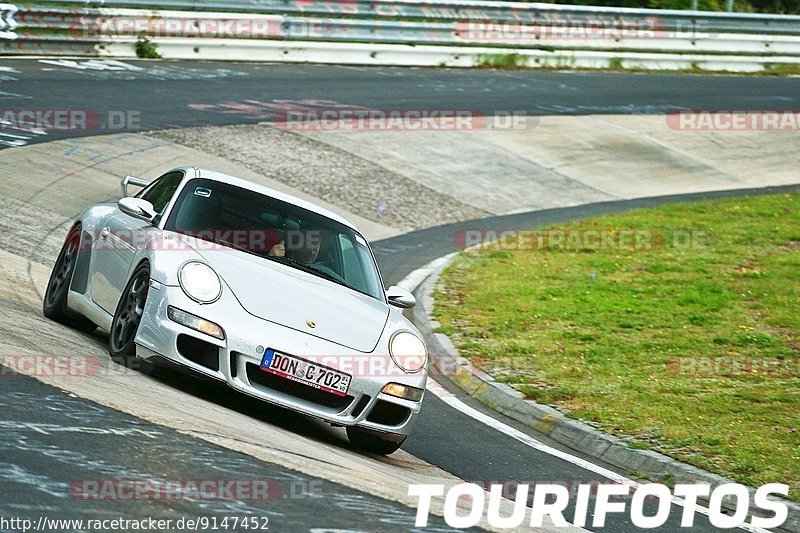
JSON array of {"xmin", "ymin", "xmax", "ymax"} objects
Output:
[
  {"xmin": 0, "ymin": 4, "xmax": 18, "ymax": 40},
  {"xmin": 18, "ymin": 0, "xmax": 800, "ymax": 35},
  {"xmin": 3, "ymin": 1, "xmax": 800, "ymax": 72}
]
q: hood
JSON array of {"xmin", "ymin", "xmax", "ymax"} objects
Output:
[{"xmin": 180, "ymin": 235, "xmax": 389, "ymax": 353}]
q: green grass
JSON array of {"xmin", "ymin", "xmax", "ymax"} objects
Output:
[
  {"xmin": 764, "ymin": 63, "xmax": 800, "ymax": 76},
  {"xmin": 468, "ymin": 55, "xmax": 800, "ymax": 76},
  {"xmin": 434, "ymin": 192, "xmax": 800, "ymax": 500},
  {"xmin": 135, "ymin": 34, "xmax": 162, "ymax": 59},
  {"xmin": 608, "ymin": 57, "xmax": 625, "ymax": 70},
  {"xmin": 476, "ymin": 53, "xmax": 529, "ymax": 69}
]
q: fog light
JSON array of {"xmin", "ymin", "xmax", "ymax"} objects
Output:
[
  {"xmin": 168, "ymin": 306, "xmax": 225, "ymax": 340},
  {"xmin": 381, "ymin": 383, "xmax": 424, "ymax": 402}
]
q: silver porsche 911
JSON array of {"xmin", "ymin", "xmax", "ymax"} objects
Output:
[{"xmin": 43, "ymin": 167, "xmax": 427, "ymax": 454}]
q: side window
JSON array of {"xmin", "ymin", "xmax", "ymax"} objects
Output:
[
  {"xmin": 138, "ymin": 171, "xmax": 184, "ymax": 214},
  {"xmin": 339, "ymin": 234, "xmax": 368, "ymax": 291}
]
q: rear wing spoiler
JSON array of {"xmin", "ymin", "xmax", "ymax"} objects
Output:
[{"xmin": 121, "ymin": 175, "xmax": 150, "ymax": 197}]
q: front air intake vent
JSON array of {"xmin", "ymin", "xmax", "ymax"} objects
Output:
[
  {"xmin": 176, "ymin": 334, "xmax": 220, "ymax": 371},
  {"xmin": 366, "ymin": 400, "xmax": 410, "ymax": 427}
]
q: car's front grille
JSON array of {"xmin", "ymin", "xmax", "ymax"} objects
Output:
[
  {"xmin": 245, "ymin": 362, "xmax": 353, "ymax": 412},
  {"xmin": 350, "ymin": 395, "xmax": 371, "ymax": 418}
]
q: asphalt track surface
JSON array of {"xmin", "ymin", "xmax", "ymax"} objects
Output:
[
  {"xmin": 1, "ymin": 58, "xmax": 800, "ymax": 147},
  {"xmin": 0, "ymin": 363, "xmax": 459, "ymax": 532},
  {"xmin": 2, "ymin": 58, "xmax": 798, "ymax": 531}
]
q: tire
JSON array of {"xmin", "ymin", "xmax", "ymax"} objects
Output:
[
  {"xmin": 346, "ymin": 427, "xmax": 406, "ymax": 455},
  {"xmin": 43, "ymin": 225, "xmax": 96, "ymax": 333},
  {"xmin": 109, "ymin": 263, "xmax": 150, "ymax": 366}
]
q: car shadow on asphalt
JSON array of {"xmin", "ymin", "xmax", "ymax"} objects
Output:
[{"xmin": 105, "ymin": 347, "xmax": 368, "ymax": 454}]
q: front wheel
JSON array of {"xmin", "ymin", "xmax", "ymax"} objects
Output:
[
  {"xmin": 346, "ymin": 427, "xmax": 406, "ymax": 455},
  {"xmin": 109, "ymin": 263, "xmax": 150, "ymax": 366},
  {"xmin": 43, "ymin": 225, "xmax": 96, "ymax": 333}
]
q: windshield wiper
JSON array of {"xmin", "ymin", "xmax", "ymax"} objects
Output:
[
  {"xmin": 215, "ymin": 238, "xmax": 250, "ymax": 253},
  {"xmin": 189, "ymin": 233, "xmax": 249, "ymax": 254},
  {"xmin": 267, "ymin": 255, "xmax": 350, "ymax": 289}
]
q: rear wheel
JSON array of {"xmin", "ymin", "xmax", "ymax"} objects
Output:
[
  {"xmin": 109, "ymin": 263, "xmax": 150, "ymax": 366},
  {"xmin": 346, "ymin": 427, "xmax": 406, "ymax": 455},
  {"xmin": 43, "ymin": 225, "xmax": 96, "ymax": 333}
]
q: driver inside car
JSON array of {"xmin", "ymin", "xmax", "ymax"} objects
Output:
[
  {"xmin": 270, "ymin": 229, "xmax": 320, "ymax": 262},
  {"xmin": 272, "ymin": 229, "xmax": 343, "ymax": 282}
]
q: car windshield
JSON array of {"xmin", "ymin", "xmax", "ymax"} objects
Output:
[{"xmin": 164, "ymin": 177, "xmax": 384, "ymax": 300}]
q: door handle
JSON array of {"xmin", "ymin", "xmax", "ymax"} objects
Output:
[{"xmin": 100, "ymin": 226, "xmax": 110, "ymax": 239}]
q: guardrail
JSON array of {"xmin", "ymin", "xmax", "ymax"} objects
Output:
[
  {"xmin": 0, "ymin": 3, "xmax": 18, "ymax": 40},
  {"xmin": 3, "ymin": 1, "xmax": 800, "ymax": 72},
  {"xmin": 13, "ymin": 5, "xmax": 800, "ymax": 56},
  {"xmin": 21, "ymin": 0, "xmax": 800, "ymax": 35}
]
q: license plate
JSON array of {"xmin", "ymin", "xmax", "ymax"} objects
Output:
[{"xmin": 259, "ymin": 349, "xmax": 351, "ymax": 397}]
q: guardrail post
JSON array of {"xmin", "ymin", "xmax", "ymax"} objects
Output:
[{"xmin": 0, "ymin": 3, "xmax": 18, "ymax": 40}]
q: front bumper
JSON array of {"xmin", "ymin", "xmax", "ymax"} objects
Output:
[{"xmin": 134, "ymin": 281, "xmax": 426, "ymax": 437}]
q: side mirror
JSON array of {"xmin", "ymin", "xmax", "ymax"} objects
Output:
[
  {"xmin": 118, "ymin": 197, "xmax": 157, "ymax": 223},
  {"xmin": 121, "ymin": 175, "xmax": 149, "ymax": 197},
  {"xmin": 386, "ymin": 285, "xmax": 416, "ymax": 309}
]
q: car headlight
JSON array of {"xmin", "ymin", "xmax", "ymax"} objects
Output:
[
  {"xmin": 179, "ymin": 261, "xmax": 221, "ymax": 303},
  {"xmin": 389, "ymin": 331, "xmax": 427, "ymax": 373}
]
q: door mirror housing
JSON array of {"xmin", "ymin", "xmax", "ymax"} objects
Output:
[
  {"xmin": 386, "ymin": 285, "xmax": 416, "ymax": 309},
  {"xmin": 118, "ymin": 197, "xmax": 157, "ymax": 223},
  {"xmin": 121, "ymin": 175, "xmax": 149, "ymax": 197}
]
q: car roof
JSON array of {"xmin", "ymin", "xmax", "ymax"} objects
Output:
[{"xmin": 185, "ymin": 167, "xmax": 360, "ymax": 232}]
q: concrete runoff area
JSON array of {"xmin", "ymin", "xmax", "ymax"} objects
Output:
[
  {"xmin": 292, "ymin": 115, "xmax": 800, "ymax": 214},
  {"xmin": 148, "ymin": 116, "xmax": 800, "ymax": 219}
]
